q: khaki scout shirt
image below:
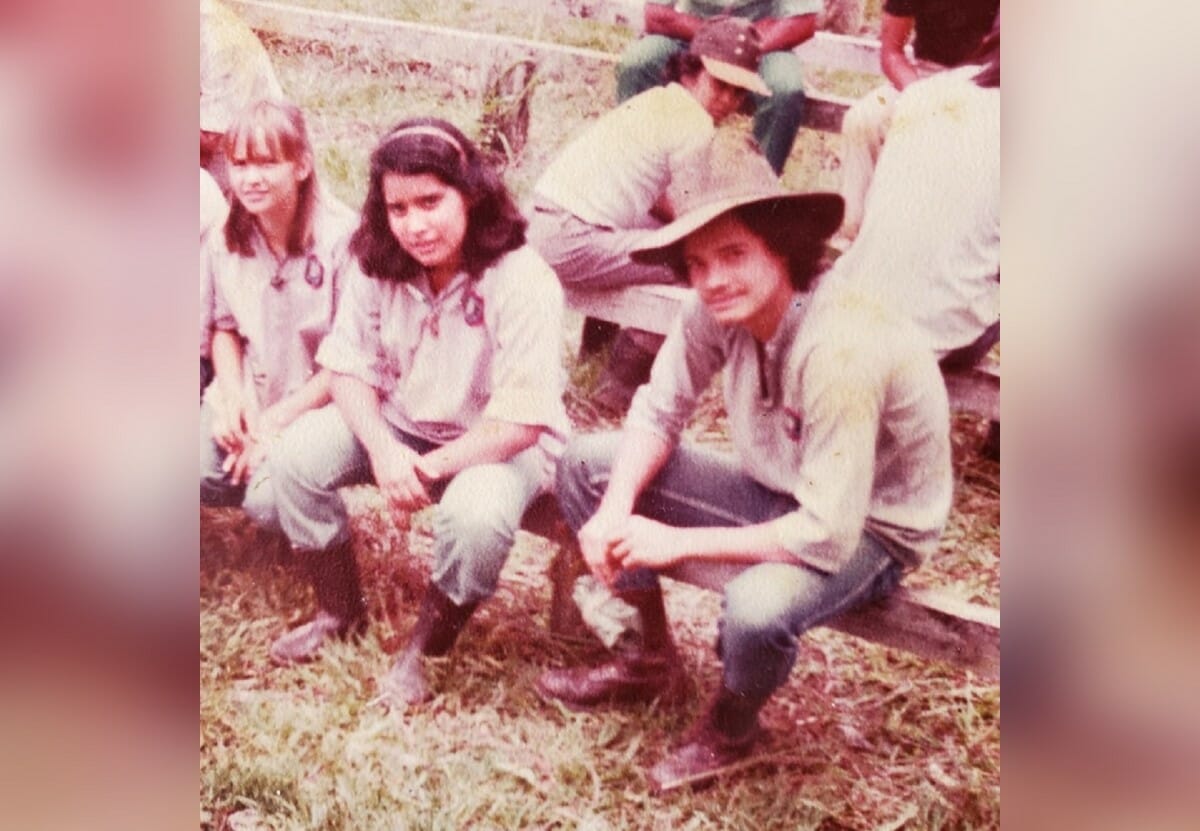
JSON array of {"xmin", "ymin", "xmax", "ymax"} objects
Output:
[
  {"xmin": 207, "ymin": 196, "xmax": 356, "ymax": 409},
  {"xmin": 316, "ymin": 245, "xmax": 570, "ymax": 470},
  {"xmin": 626, "ymin": 282, "xmax": 953, "ymax": 572}
]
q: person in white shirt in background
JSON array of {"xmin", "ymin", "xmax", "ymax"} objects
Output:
[
  {"xmin": 835, "ymin": 0, "xmax": 999, "ymax": 243},
  {"xmin": 200, "ymin": 0, "xmax": 284, "ymax": 194},
  {"xmin": 833, "ymin": 25, "xmax": 999, "ymax": 454}
]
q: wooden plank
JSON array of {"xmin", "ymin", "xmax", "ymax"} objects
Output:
[
  {"xmin": 827, "ymin": 586, "xmax": 999, "ymax": 680},
  {"xmin": 534, "ymin": 517, "xmax": 999, "ymax": 678},
  {"xmin": 230, "ymin": 0, "xmax": 618, "ymax": 63},
  {"xmin": 231, "ymin": 0, "xmax": 857, "ymax": 131},
  {"xmin": 944, "ymin": 366, "xmax": 1000, "ymax": 421},
  {"xmin": 563, "ymin": 284, "xmax": 692, "ymax": 336},
  {"xmin": 795, "ymin": 31, "xmax": 911, "ymax": 76},
  {"xmin": 802, "ymin": 94, "xmax": 854, "ymax": 133}
]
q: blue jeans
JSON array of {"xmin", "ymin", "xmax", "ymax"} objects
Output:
[
  {"xmin": 615, "ymin": 35, "xmax": 807, "ymax": 175},
  {"xmin": 269, "ymin": 405, "xmax": 548, "ymax": 607},
  {"xmin": 556, "ymin": 432, "xmax": 901, "ymax": 701}
]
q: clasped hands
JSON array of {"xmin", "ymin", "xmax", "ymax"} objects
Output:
[
  {"xmin": 209, "ymin": 389, "xmax": 287, "ymax": 486},
  {"xmin": 368, "ymin": 438, "xmax": 443, "ymax": 521},
  {"xmin": 578, "ymin": 508, "xmax": 688, "ymax": 586}
]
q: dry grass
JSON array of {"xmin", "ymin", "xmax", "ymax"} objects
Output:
[{"xmin": 203, "ymin": 6, "xmax": 998, "ymax": 829}]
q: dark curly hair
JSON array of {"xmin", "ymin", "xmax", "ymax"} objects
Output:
[
  {"xmin": 664, "ymin": 51, "xmax": 705, "ymax": 85},
  {"xmin": 350, "ymin": 117, "xmax": 527, "ymax": 282},
  {"xmin": 659, "ymin": 201, "xmax": 833, "ymax": 294},
  {"xmin": 732, "ymin": 201, "xmax": 832, "ymax": 293}
]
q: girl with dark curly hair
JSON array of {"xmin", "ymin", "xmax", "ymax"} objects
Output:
[{"xmin": 266, "ymin": 119, "xmax": 569, "ymax": 709}]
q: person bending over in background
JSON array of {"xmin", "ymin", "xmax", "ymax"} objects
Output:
[{"xmin": 528, "ymin": 16, "xmax": 772, "ymax": 415}]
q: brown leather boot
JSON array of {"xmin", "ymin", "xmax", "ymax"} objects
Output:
[
  {"xmin": 592, "ymin": 328, "xmax": 664, "ymax": 416},
  {"xmin": 269, "ymin": 539, "xmax": 367, "ymax": 666},
  {"xmin": 380, "ymin": 584, "xmax": 478, "ymax": 707},
  {"xmin": 647, "ymin": 685, "xmax": 767, "ymax": 794},
  {"xmin": 536, "ymin": 585, "xmax": 687, "ymax": 709}
]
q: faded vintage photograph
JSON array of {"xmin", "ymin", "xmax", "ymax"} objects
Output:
[{"xmin": 199, "ymin": 1, "xmax": 1000, "ymax": 827}]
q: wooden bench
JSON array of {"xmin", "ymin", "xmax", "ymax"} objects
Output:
[
  {"xmin": 520, "ymin": 492, "xmax": 999, "ymax": 682},
  {"xmin": 234, "ymin": 0, "xmax": 1000, "ymax": 680}
]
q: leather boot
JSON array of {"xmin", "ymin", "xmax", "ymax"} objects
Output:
[
  {"xmin": 381, "ymin": 584, "xmax": 478, "ymax": 707},
  {"xmin": 536, "ymin": 585, "xmax": 687, "ymax": 709},
  {"xmin": 579, "ymin": 317, "xmax": 619, "ymax": 357},
  {"xmin": 592, "ymin": 328, "xmax": 664, "ymax": 416},
  {"xmin": 647, "ymin": 685, "xmax": 767, "ymax": 794},
  {"xmin": 269, "ymin": 539, "xmax": 367, "ymax": 666}
]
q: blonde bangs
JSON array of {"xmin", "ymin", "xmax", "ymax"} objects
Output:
[{"xmin": 223, "ymin": 99, "xmax": 308, "ymax": 164}]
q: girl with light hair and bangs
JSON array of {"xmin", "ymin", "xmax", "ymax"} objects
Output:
[{"xmin": 200, "ymin": 98, "xmax": 356, "ymax": 528}]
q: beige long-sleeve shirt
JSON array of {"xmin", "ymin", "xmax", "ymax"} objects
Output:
[{"xmin": 625, "ymin": 281, "xmax": 953, "ymax": 572}]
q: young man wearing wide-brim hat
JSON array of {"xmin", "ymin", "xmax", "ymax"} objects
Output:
[{"xmin": 536, "ymin": 135, "xmax": 955, "ymax": 792}]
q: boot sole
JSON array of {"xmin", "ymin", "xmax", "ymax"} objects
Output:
[{"xmin": 534, "ymin": 673, "xmax": 692, "ymax": 713}]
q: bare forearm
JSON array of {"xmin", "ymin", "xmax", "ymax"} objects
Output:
[
  {"xmin": 879, "ymin": 14, "xmax": 918, "ymax": 90},
  {"xmin": 644, "ymin": 4, "xmax": 703, "ymax": 40},
  {"xmin": 672, "ymin": 523, "xmax": 793, "ymax": 564},
  {"xmin": 210, "ymin": 329, "xmax": 245, "ymax": 405},
  {"xmin": 418, "ymin": 420, "xmax": 543, "ymax": 483},
  {"xmin": 598, "ymin": 428, "xmax": 674, "ymax": 516},
  {"xmin": 329, "ymin": 372, "xmax": 395, "ymax": 457},
  {"xmin": 755, "ymin": 16, "xmax": 816, "ymax": 53},
  {"xmin": 882, "ymin": 49, "xmax": 919, "ymax": 90},
  {"xmin": 263, "ymin": 369, "xmax": 332, "ymax": 431}
]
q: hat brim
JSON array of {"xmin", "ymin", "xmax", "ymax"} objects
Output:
[
  {"xmin": 631, "ymin": 191, "xmax": 845, "ymax": 267},
  {"xmin": 699, "ymin": 56, "xmax": 772, "ymax": 97}
]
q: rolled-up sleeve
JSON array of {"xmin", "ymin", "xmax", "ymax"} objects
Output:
[
  {"xmin": 766, "ymin": 341, "xmax": 885, "ymax": 573},
  {"xmin": 206, "ymin": 237, "xmax": 238, "ymax": 335},
  {"xmin": 625, "ymin": 295, "xmax": 725, "ymax": 444},
  {"xmin": 316, "ymin": 258, "xmax": 387, "ymax": 391},
  {"xmin": 481, "ymin": 252, "xmax": 569, "ymax": 435}
]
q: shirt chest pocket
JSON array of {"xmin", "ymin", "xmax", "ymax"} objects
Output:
[{"xmin": 382, "ymin": 307, "xmax": 493, "ymax": 420}]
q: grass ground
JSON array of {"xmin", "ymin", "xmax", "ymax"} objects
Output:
[{"xmin": 202, "ymin": 4, "xmax": 999, "ymax": 828}]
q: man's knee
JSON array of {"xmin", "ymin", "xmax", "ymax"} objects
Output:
[
  {"xmin": 757, "ymin": 53, "xmax": 806, "ymax": 101},
  {"xmin": 616, "ymin": 35, "xmax": 683, "ymax": 99},
  {"xmin": 555, "ymin": 434, "xmax": 619, "ymax": 530},
  {"xmin": 241, "ymin": 475, "xmax": 280, "ymax": 531},
  {"xmin": 724, "ymin": 563, "xmax": 817, "ymax": 631}
]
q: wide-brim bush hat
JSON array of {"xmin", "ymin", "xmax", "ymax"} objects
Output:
[
  {"xmin": 690, "ymin": 16, "xmax": 773, "ymax": 97},
  {"xmin": 631, "ymin": 133, "xmax": 844, "ymax": 267}
]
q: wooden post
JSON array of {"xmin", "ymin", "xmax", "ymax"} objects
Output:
[{"xmin": 519, "ymin": 494, "xmax": 592, "ymax": 640}]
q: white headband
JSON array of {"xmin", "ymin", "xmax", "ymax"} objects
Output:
[{"xmin": 383, "ymin": 125, "xmax": 467, "ymax": 163}]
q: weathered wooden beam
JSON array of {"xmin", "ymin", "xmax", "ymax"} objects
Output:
[
  {"xmin": 944, "ymin": 365, "xmax": 1000, "ymax": 422},
  {"xmin": 529, "ymin": 498, "xmax": 1000, "ymax": 679},
  {"xmin": 230, "ymin": 0, "xmax": 856, "ymax": 131},
  {"xmin": 229, "ymin": 0, "xmax": 622, "ymax": 63},
  {"xmin": 827, "ymin": 586, "xmax": 1000, "ymax": 680},
  {"xmin": 795, "ymin": 31, "xmax": 912, "ymax": 76},
  {"xmin": 563, "ymin": 284, "xmax": 691, "ymax": 336}
]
